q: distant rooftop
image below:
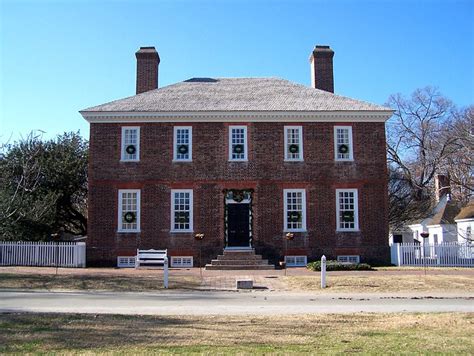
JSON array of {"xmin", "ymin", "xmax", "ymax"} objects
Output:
[{"xmin": 455, "ymin": 198, "xmax": 474, "ymax": 220}]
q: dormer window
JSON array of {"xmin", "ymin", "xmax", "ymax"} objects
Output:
[
  {"xmin": 284, "ymin": 126, "xmax": 303, "ymax": 161},
  {"xmin": 173, "ymin": 126, "xmax": 192, "ymax": 161},
  {"xmin": 121, "ymin": 127, "xmax": 140, "ymax": 161},
  {"xmin": 229, "ymin": 126, "xmax": 248, "ymax": 161},
  {"xmin": 334, "ymin": 126, "xmax": 353, "ymax": 161}
]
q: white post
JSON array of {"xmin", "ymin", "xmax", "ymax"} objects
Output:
[
  {"xmin": 78, "ymin": 242, "xmax": 86, "ymax": 268},
  {"xmin": 163, "ymin": 256, "xmax": 169, "ymax": 289},
  {"xmin": 397, "ymin": 243, "xmax": 402, "ymax": 266},
  {"xmin": 321, "ymin": 255, "xmax": 326, "ymax": 289}
]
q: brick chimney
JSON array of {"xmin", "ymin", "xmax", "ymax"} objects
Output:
[
  {"xmin": 135, "ymin": 46, "xmax": 160, "ymax": 94},
  {"xmin": 309, "ymin": 45, "xmax": 334, "ymax": 93},
  {"xmin": 435, "ymin": 174, "xmax": 451, "ymax": 202}
]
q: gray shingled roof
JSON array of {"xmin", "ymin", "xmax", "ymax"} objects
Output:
[
  {"xmin": 81, "ymin": 77, "xmax": 391, "ymax": 113},
  {"xmin": 455, "ymin": 198, "xmax": 474, "ymax": 220}
]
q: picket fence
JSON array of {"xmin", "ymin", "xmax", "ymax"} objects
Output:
[
  {"xmin": 0, "ymin": 241, "xmax": 86, "ymax": 268},
  {"xmin": 391, "ymin": 242, "xmax": 474, "ymax": 267}
]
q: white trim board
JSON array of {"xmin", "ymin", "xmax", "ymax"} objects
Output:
[{"xmin": 82, "ymin": 111, "xmax": 392, "ymax": 123}]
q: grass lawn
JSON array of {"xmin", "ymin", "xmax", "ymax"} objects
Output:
[
  {"xmin": 0, "ymin": 312, "xmax": 472, "ymax": 354},
  {"xmin": 0, "ymin": 273, "xmax": 200, "ymax": 291},
  {"xmin": 285, "ymin": 273, "xmax": 474, "ymax": 293},
  {"xmin": 1, "ymin": 268, "xmax": 474, "ymax": 293}
]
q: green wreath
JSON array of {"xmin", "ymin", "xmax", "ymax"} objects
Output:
[
  {"xmin": 125, "ymin": 145, "xmax": 136, "ymax": 155},
  {"xmin": 123, "ymin": 211, "xmax": 136, "ymax": 223},
  {"xmin": 233, "ymin": 144, "xmax": 244, "ymax": 154},
  {"xmin": 178, "ymin": 144, "xmax": 188, "ymax": 155},
  {"xmin": 289, "ymin": 144, "xmax": 299, "ymax": 154},
  {"xmin": 288, "ymin": 211, "xmax": 301, "ymax": 222},
  {"xmin": 341, "ymin": 211, "xmax": 354, "ymax": 222},
  {"xmin": 338, "ymin": 144, "xmax": 349, "ymax": 154}
]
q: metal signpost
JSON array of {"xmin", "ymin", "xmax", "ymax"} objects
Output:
[
  {"xmin": 420, "ymin": 231, "xmax": 429, "ymax": 275},
  {"xmin": 194, "ymin": 233, "xmax": 204, "ymax": 279}
]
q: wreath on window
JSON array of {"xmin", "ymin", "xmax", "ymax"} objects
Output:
[
  {"xmin": 232, "ymin": 190, "xmax": 245, "ymax": 202},
  {"xmin": 123, "ymin": 212, "xmax": 136, "ymax": 223},
  {"xmin": 175, "ymin": 212, "xmax": 189, "ymax": 223},
  {"xmin": 338, "ymin": 144, "xmax": 349, "ymax": 154},
  {"xmin": 233, "ymin": 144, "xmax": 244, "ymax": 154},
  {"xmin": 341, "ymin": 211, "xmax": 354, "ymax": 222},
  {"xmin": 288, "ymin": 211, "xmax": 301, "ymax": 222},
  {"xmin": 178, "ymin": 144, "xmax": 188, "ymax": 155},
  {"xmin": 289, "ymin": 144, "xmax": 299, "ymax": 154},
  {"xmin": 125, "ymin": 145, "xmax": 136, "ymax": 155}
]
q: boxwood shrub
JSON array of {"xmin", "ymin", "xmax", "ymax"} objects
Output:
[{"xmin": 307, "ymin": 260, "xmax": 372, "ymax": 271}]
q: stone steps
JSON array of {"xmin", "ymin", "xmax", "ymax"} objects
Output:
[{"xmin": 205, "ymin": 248, "xmax": 274, "ymax": 270}]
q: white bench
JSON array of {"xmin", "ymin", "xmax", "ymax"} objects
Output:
[
  {"xmin": 135, "ymin": 249, "xmax": 169, "ymax": 288},
  {"xmin": 135, "ymin": 249, "xmax": 168, "ymax": 268}
]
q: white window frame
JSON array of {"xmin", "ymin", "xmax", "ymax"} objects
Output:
[
  {"xmin": 285, "ymin": 255, "xmax": 307, "ymax": 267},
  {"xmin": 121, "ymin": 126, "xmax": 140, "ymax": 161},
  {"xmin": 283, "ymin": 189, "xmax": 307, "ymax": 232},
  {"xmin": 337, "ymin": 255, "xmax": 360, "ymax": 264},
  {"xmin": 284, "ymin": 126, "xmax": 303, "ymax": 161},
  {"xmin": 336, "ymin": 188, "xmax": 359, "ymax": 232},
  {"xmin": 334, "ymin": 126, "xmax": 353, "ymax": 161},
  {"xmin": 117, "ymin": 256, "xmax": 136, "ymax": 268},
  {"xmin": 229, "ymin": 125, "xmax": 248, "ymax": 161},
  {"xmin": 118, "ymin": 189, "xmax": 141, "ymax": 232},
  {"xmin": 170, "ymin": 256, "xmax": 194, "ymax": 268},
  {"xmin": 173, "ymin": 126, "xmax": 192, "ymax": 162},
  {"xmin": 171, "ymin": 189, "xmax": 194, "ymax": 233}
]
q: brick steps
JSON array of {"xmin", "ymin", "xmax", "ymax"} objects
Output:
[
  {"xmin": 205, "ymin": 248, "xmax": 274, "ymax": 270},
  {"xmin": 205, "ymin": 264, "xmax": 275, "ymax": 270}
]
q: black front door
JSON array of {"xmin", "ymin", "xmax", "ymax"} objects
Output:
[{"xmin": 227, "ymin": 203, "xmax": 250, "ymax": 247}]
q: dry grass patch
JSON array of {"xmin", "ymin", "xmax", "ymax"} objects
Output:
[
  {"xmin": 0, "ymin": 273, "xmax": 200, "ymax": 291},
  {"xmin": 285, "ymin": 273, "xmax": 474, "ymax": 293},
  {"xmin": 0, "ymin": 312, "xmax": 472, "ymax": 354}
]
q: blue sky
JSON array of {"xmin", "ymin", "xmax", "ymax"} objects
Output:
[{"xmin": 1, "ymin": 0, "xmax": 473, "ymax": 143}]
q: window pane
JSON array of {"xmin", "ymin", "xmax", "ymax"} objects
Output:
[
  {"xmin": 173, "ymin": 191, "xmax": 191, "ymax": 230},
  {"xmin": 336, "ymin": 128, "xmax": 351, "ymax": 160},
  {"xmin": 338, "ymin": 190, "xmax": 355, "ymax": 229},
  {"xmin": 176, "ymin": 128, "xmax": 190, "ymax": 160},
  {"xmin": 231, "ymin": 127, "xmax": 246, "ymax": 160},
  {"xmin": 286, "ymin": 127, "xmax": 301, "ymax": 160},
  {"xmin": 121, "ymin": 191, "xmax": 138, "ymax": 230},
  {"xmin": 286, "ymin": 190, "xmax": 303, "ymax": 230},
  {"xmin": 123, "ymin": 128, "xmax": 138, "ymax": 160}
]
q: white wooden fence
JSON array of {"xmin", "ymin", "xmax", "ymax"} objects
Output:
[
  {"xmin": 391, "ymin": 242, "xmax": 474, "ymax": 267},
  {"xmin": 0, "ymin": 241, "xmax": 86, "ymax": 268}
]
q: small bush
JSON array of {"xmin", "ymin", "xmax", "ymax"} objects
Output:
[{"xmin": 307, "ymin": 260, "xmax": 372, "ymax": 271}]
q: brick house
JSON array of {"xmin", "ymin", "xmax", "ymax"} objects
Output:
[{"xmin": 80, "ymin": 45, "xmax": 393, "ymax": 268}]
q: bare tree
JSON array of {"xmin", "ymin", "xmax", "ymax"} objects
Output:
[
  {"xmin": 439, "ymin": 105, "xmax": 474, "ymax": 204},
  {"xmin": 386, "ymin": 87, "xmax": 472, "ymax": 229}
]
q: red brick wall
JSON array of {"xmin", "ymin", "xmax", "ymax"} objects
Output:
[
  {"xmin": 87, "ymin": 121, "xmax": 389, "ymax": 266},
  {"xmin": 135, "ymin": 50, "xmax": 159, "ymax": 94}
]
